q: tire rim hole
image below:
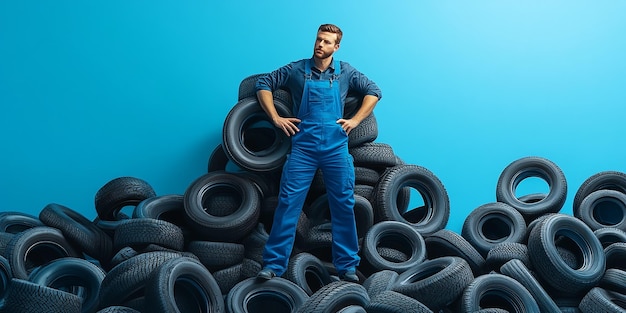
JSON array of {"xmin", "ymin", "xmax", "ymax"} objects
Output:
[
  {"xmin": 593, "ymin": 198, "xmax": 625, "ymax": 226},
  {"xmin": 26, "ymin": 243, "xmax": 70, "ymax": 275},
  {"xmin": 246, "ymin": 292, "xmax": 294, "ymax": 313},
  {"xmin": 514, "ymin": 176, "xmax": 550, "ymax": 200},
  {"xmin": 304, "ymin": 270, "xmax": 326, "ymax": 294},
  {"xmin": 401, "ymin": 188, "xmax": 428, "ymax": 223},
  {"xmin": 481, "ymin": 217, "xmax": 511, "ymax": 242},
  {"xmin": 554, "ymin": 234, "xmax": 585, "ymax": 270},
  {"xmin": 377, "ymin": 234, "xmax": 414, "ymax": 260},
  {"xmin": 174, "ymin": 277, "xmax": 211, "ymax": 313},
  {"xmin": 479, "ymin": 292, "xmax": 517, "ymax": 312},
  {"xmin": 201, "ymin": 186, "xmax": 242, "ymax": 217},
  {"xmin": 243, "ymin": 125, "xmax": 278, "ymax": 154}
]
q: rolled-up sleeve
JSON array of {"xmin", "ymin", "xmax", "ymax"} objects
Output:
[
  {"xmin": 255, "ymin": 63, "xmax": 293, "ymax": 92},
  {"xmin": 344, "ymin": 62, "xmax": 382, "ymax": 100}
]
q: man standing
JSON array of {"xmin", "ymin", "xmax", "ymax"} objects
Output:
[{"xmin": 255, "ymin": 24, "xmax": 382, "ymax": 282}]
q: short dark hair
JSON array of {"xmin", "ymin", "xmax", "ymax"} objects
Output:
[{"xmin": 318, "ymin": 24, "xmax": 343, "ymax": 44}]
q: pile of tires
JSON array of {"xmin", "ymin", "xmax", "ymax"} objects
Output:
[{"xmin": 0, "ymin": 75, "xmax": 624, "ymax": 312}]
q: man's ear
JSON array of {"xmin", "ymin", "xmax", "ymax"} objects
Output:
[{"xmin": 334, "ymin": 43, "xmax": 340, "ymax": 52}]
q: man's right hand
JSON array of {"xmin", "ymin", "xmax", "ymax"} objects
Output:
[{"xmin": 273, "ymin": 116, "xmax": 301, "ymax": 136}]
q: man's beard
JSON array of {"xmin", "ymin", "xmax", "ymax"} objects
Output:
[{"xmin": 314, "ymin": 49, "xmax": 333, "ymax": 59}]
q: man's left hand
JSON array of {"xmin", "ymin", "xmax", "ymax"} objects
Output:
[{"xmin": 336, "ymin": 118, "xmax": 359, "ymax": 135}]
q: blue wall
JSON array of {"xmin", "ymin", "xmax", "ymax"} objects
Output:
[{"xmin": 1, "ymin": 1, "xmax": 625, "ymax": 232}]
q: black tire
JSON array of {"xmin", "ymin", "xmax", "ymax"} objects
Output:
[
  {"xmin": 212, "ymin": 263, "xmax": 243, "ymax": 295},
  {"xmin": 573, "ymin": 171, "xmax": 626, "ymax": 215},
  {"xmin": 296, "ymin": 280, "xmax": 369, "ymax": 313},
  {"xmin": 186, "ymin": 241, "xmax": 245, "ymax": 272},
  {"xmin": 578, "ymin": 287, "xmax": 626, "ymax": 313},
  {"xmin": 349, "ymin": 142, "xmax": 398, "ymax": 169},
  {"xmin": 108, "ymin": 246, "xmax": 139, "ymax": 270},
  {"xmin": 133, "ymin": 194, "xmax": 185, "ymax": 222},
  {"xmin": 604, "ymin": 242, "xmax": 626, "ymax": 270},
  {"xmin": 113, "ymin": 218, "xmax": 184, "ymax": 252},
  {"xmin": 424, "ymin": 229, "xmax": 488, "ymax": 276},
  {"xmin": 28, "ymin": 257, "xmax": 106, "ymax": 313},
  {"xmin": 0, "ymin": 232, "xmax": 14, "ymax": 257},
  {"xmin": 594, "ymin": 227, "xmax": 626, "ymax": 249},
  {"xmin": 361, "ymin": 221, "xmax": 426, "ymax": 274},
  {"xmin": 362, "ymin": 270, "xmax": 399, "ymax": 299},
  {"xmin": 355, "ymin": 166, "xmax": 380, "ymax": 186},
  {"xmin": 0, "ymin": 211, "xmax": 43, "ymax": 233},
  {"xmin": 305, "ymin": 194, "xmax": 373, "ymax": 239},
  {"xmin": 208, "ymin": 144, "xmax": 233, "ymax": 172},
  {"xmin": 242, "ymin": 223, "xmax": 269, "ymax": 264},
  {"xmin": 500, "ymin": 259, "xmax": 561, "ymax": 313},
  {"xmin": 527, "ymin": 214, "xmax": 606, "ymax": 296},
  {"xmin": 285, "ymin": 252, "xmax": 333, "ymax": 296},
  {"xmin": 496, "ymin": 156, "xmax": 567, "ymax": 219},
  {"xmin": 461, "ymin": 202, "xmax": 527, "ymax": 257},
  {"xmin": 239, "ymin": 258, "xmax": 263, "ymax": 280},
  {"xmin": 5, "ymin": 226, "xmax": 80, "ymax": 279},
  {"xmin": 184, "ymin": 171, "xmax": 261, "ymax": 242},
  {"xmin": 238, "ymin": 73, "xmax": 265, "ymax": 100},
  {"xmin": 0, "ymin": 255, "xmax": 11, "ymax": 300},
  {"xmin": 39, "ymin": 203, "xmax": 113, "ymax": 262},
  {"xmin": 96, "ymin": 307, "xmax": 141, "ymax": 313},
  {"xmin": 392, "ymin": 256, "xmax": 474, "ymax": 311},
  {"xmin": 98, "ymin": 251, "xmax": 184, "ymax": 308},
  {"xmin": 94, "ymin": 177, "xmax": 156, "ymax": 221},
  {"xmin": 485, "ymin": 242, "xmax": 531, "ymax": 271},
  {"xmin": 461, "ymin": 273, "xmax": 540, "ymax": 313},
  {"xmin": 0, "ymin": 278, "xmax": 82, "ymax": 313},
  {"xmin": 600, "ymin": 268, "xmax": 626, "ymax": 294},
  {"xmin": 222, "ymin": 97, "xmax": 293, "ymax": 172},
  {"xmin": 226, "ymin": 277, "xmax": 309, "ymax": 313},
  {"xmin": 374, "ymin": 164, "xmax": 450, "ymax": 236},
  {"xmin": 366, "ymin": 290, "xmax": 433, "ymax": 313},
  {"xmin": 348, "ymin": 113, "xmax": 378, "ymax": 148},
  {"xmin": 575, "ymin": 189, "xmax": 626, "ymax": 232},
  {"xmin": 354, "ymin": 195, "xmax": 375, "ymax": 239},
  {"xmin": 354, "ymin": 184, "xmax": 375, "ymax": 203},
  {"xmin": 144, "ymin": 256, "xmax": 224, "ymax": 313},
  {"xmin": 343, "ymin": 92, "xmax": 364, "ymax": 119}
]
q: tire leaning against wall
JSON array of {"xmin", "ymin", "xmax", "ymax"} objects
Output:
[{"xmin": 222, "ymin": 97, "xmax": 293, "ymax": 172}]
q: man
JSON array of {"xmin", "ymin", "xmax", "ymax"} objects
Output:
[{"xmin": 255, "ymin": 24, "xmax": 381, "ymax": 283}]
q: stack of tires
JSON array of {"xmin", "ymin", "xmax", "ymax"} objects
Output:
[{"xmin": 0, "ymin": 75, "xmax": 624, "ymax": 312}]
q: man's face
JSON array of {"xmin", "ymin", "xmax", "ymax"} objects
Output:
[{"xmin": 313, "ymin": 31, "xmax": 339, "ymax": 59}]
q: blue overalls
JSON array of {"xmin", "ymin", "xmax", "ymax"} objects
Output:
[{"xmin": 262, "ymin": 59, "xmax": 360, "ymax": 276}]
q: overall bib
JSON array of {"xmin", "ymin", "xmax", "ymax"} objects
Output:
[{"xmin": 262, "ymin": 59, "xmax": 360, "ymax": 276}]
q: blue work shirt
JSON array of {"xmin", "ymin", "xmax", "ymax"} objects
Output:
[{"xmin": 255, "ymin": 58, "xmax": 382, "ymax": 116}]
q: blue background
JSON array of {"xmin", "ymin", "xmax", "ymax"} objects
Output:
[{"xmin": 1, "ymin": 1, "xmax": 625, "ymax": 232}]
